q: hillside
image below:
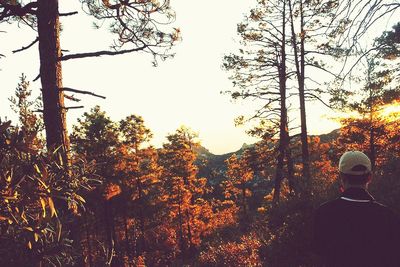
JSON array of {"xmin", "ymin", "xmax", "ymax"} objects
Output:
[
  {"xmin": 195, "ymin": 143, "xmax": 252, "ymax": 183},
  {"xmin": 194, "ymin": 129, "xmax": 340, "ymax": 183}
]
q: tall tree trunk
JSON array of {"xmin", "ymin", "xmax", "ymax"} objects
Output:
[
  {"xmin": 273, "ymin": 0, "xmax": 288, "ymax": 203},
  {"xmin": 289, "ymin": 0, "xmax": 310, "ymax": 189},
  {"xmin": 37, "ymin": 0, "xmax": 70, "ymax": 163},
  {"xmin": 369, "ymin": 111, "xmax": 376, "ymax": 172},
  {"xmin": 298, "ymin": 0, "xmax": 311, "ymax": 186},
  {"xmin": 36, "ymin": 0, "xmax": 79, "ymax": 251},
  {"xmin": 367, "ymin": 65, "xmax": 376, "ymax": 172},
  {"xmin": 273, "ymin": 139, "xmax": 286, "ymax": 203},
  {"xmin": 285, "ymin": 138, "xmax": 295, "ymax": 194}
]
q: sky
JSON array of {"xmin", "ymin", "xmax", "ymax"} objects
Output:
[{"xmin": 0, "ymin": 0, "xmax": 352, "ymax": 155}]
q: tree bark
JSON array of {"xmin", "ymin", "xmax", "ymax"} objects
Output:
[
  {"xmin": 285, "ymin": 137, "xmax": 295, "ymax": 193},
  {"xmin": 369, "ymin": 118, "xmax": 376, "ymax": 172},
  {"xmin": 273, "ymin": 0, "xmax": 288, "ymax": 203},
  {"xmin": 289, "ymin": 0, "xmax": 310, "ymax": 188},
  {"xmin": 37, "ymin": 0, "xmax": 70, "ymax": 162},
  {"xmin": 273, "ymin": 139, "xmax": 285, "ymax": 203},
  {"xmin": 367, "ymin": 63, "xmax": 376, "ymax": 172},
  {"xmin": 298, "ymin": 0, "xmax": 311, "ymax": 187}
]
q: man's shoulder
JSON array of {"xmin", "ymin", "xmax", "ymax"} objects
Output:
[
  {"xmin": 314, "ymin": 198, "xmax": 342, "ymax": 218},
  {"xmin": 369, "ymin": 200, "xmax": 389, "ymax": 209},
  {"xmin": 316, "ymin": 197, "xmax": 399, "ymax": 221},
  {"xmin": 370, "ymin": 201, "xmax": 400, "ymax": 219},
  {"xmin": 316, "ymin": 198, "xmax": 341, "ymax": 211}
]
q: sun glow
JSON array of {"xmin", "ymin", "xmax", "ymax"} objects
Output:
[
  {"xmin": 329, "ymin": 100, "xmax": 400, "ymax": 126},
  {"xmin": 378, "ymin": 101, "xmax": 400, "ymax": 122}
]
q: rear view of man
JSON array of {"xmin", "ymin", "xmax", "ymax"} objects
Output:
[{"xmin": 313, "ymin": 151, "xmax": 400, "ymax": 267}]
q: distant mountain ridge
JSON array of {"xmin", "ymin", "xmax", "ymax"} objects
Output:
[{"xmin": 194, "ymin": 129, "xmax": 340, "ymax": 181}]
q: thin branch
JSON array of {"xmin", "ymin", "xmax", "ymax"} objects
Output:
[
  {"xmin": 61, "ymin": 87, "xmax": 106, "ymax": 99},
  {"xmin": 64, "ymin": 94, "xmax": 81, "ymax": 102},
  {"xmin": 305, "ymin": 76, "xmax": 322, "ymax": 86},
  {"xmin": 59, "ymin": 11, "xmax": 78, "ymax": 16},
  {"xmin": 33, "ymin": 74, "xmax": 40, "ymax": 82},
  {"xmin": 63, "ymin": 106, "xmax": 84, "ymax": 110},
  {"xmin": 304, "ymin": 92, "xmax": 333, "ymax": 109},
  {"xmin": 60, "ymin": 46, "xmax": 148, "ymax": 61},
  {"xmin": 305, "ymin": 62, "xmax": 340, "ymax": 79},
  {"xmin": 304, "ymin": 50, "xmax": 335, "ymax": 56},
  {"xmin": 339, "ymin": 44, "xmax": 383, "ymax": 81},
  {"xmin": 12, "ymin": 37, "xmax": 39, "ymax": 53}
]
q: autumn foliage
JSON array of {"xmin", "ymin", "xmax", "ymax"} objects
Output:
[
  {"xmin": 1, "ymin": 72, "xmax": 399, "ymax": 267},
  {"xmin": 1, "ymin": 1, "xmax": 400, "ymax": 264}
]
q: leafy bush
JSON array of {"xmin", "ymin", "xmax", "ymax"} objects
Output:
[{"xmin": 0, "ymin": 120, "xmax": 97, "ymax": 266}]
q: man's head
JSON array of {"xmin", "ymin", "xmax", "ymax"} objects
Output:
[{"xmin": 339, "ymin": 151, "xmax": 372, "ymax": 188}]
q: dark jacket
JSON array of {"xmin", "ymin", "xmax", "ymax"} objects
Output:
[{"xmin": 313, "ymin": 188, "xmax": 400, "ymax": 267}]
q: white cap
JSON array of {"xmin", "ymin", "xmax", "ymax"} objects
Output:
[{"xmin": 339, "ymin": 151, "xmax": 372, "ymax": 175}]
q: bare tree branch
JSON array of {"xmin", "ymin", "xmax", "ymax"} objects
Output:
[
  {"xmin": 62, "ymin": 106, "xmax": 84, "ymax": 110},
  {"xmin": 33, "ymin": 74, "xmax": 40, "ymax": 82},
  {"xmin": 60, "ymin": 45, "xmax": 148, "ymax": 61},
  {"xmin": 305, "ymin": 62, "xmax": 341, "ymax": 79},
  {"xmin": 64, "ymin": 94, "xmax": 81, "ymax": 102},
  {"xmin": 304, "ymin": 92, "xmax": 333, "ymax": 109},
  {"xmin": 59, "ymin": 11, "xmax": 78, "ymax": 17},
  {"xmin": 61, "ymin": 87, "xmax": 106, "ymax": 99},
  {"xmin": 338, "ymin": 44, "xmax": 384, "ymax": 82},
  {"xmin": 12, "ymin": 37, "xmax": 39, "ymax": 53}
]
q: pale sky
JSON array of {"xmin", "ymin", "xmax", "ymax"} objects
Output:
[{"xmin": 0, "ymin": 0, "xmax": 345, "ymax": 154}]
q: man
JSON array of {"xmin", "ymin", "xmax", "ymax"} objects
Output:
[{"xmin": 313, "ymin": 151, "xmax": 400, "ymax": 267}]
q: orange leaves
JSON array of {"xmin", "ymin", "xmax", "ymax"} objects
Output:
[
  {"xmin": 104, "ymin": 183, "xmax": 122, "ymax": 200},
  {"xmin": 207, "ymin": 200, "xmax": 239, "ymax": 230},
  {"xmin": 337, "ymin": 100, "xmax": 400, "ymax": 172},
  {"xmin": 199, "ymin": 233, "xmax": 262, "ymax": 266},
  {"xmin": 102, "ymin": 0, "xmax": 111, "ymax": 7},
  {"xmin": 226, "ymin": 154, "xmax": 254, "ymax": 184}
]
